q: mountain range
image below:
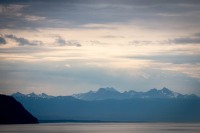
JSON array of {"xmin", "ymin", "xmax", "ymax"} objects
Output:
[
  {"xmin": 73, "ymin": 87, "xmax": 198, "ymax": 100},
  {"xmin": 12, "ymin": 87, "xmax": 200, "ymax": 122},
  {"xmin": 13, "ymin": 87, "xmax": 199, "ymax": 101}
]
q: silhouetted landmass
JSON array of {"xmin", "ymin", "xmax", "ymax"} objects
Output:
[
  {"xmin": 0, "ymin": 94, "xmax": 38, "ymax": 124},
  {"xmin": 12, "ymin": 88, "xmax": 200, "ymax": 122}
]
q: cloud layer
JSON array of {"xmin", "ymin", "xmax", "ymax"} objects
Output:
[{"xmin": 0, "ymin": 0, "xmax": 200, "ymax": 96}]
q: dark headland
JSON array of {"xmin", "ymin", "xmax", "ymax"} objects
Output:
[{"xmin": 0, "ymin": 94, "xmax": 38, "ymax": 124}]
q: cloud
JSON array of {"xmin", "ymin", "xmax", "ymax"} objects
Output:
[
  {"xmin": 90, "ymin": 40, "xmax": 108, "ymax": 45},
  {"xmin": 0, "ymin": 4, "xmax": 26, "ymax": 15},
  {"xmin": 1, "ymin": 0, "xmax": 200, "ymax": 30},
  {"xmin": 55, "ymin": 37, "xmax": 66, "ymax": 45},
  {"xmin": 0, "ymin": 36, "xmax": 6, "ymax": 45},
  {"xmin": 0, "ymin": 0, "xmax": 200, "ymax": 97},
  {"xmin": 5, "ymin": 34, "xmax": 42, "ymax": 46},
  {"xmin": 127, "ymin": 54, "xmax": 200, "ymax": 64},
  {"xmin": 159, "ymin": 63, "xmax": 200, "ymax": 80},
  {"xmin": 65, "ymin": 64, "xmax": 71, "ymax": 68},
  {"xmin": 194, "ymin": 33, "xmax": 200, "ymax": 37},
  {"xmin": 128, "ymin": 40, "xmax": 153, "ymax": 46},
  {"xmin": 55, "ymin": 37, "xmax": 81, "ymax": 47},
  {"xmin": 170, "ymin": 38, "xmax": 200, "ymax": 44},
  {"xmin": 101, "ymin": 35, "xmax": 124, "ymax": 38},
  {"xmin": 24, "ymin": 15, "xmax": 46, "ymax": 22},
  {"xmin": 81, "ymin": 24, "xmax": 116, "ymax": 29},
  {"xmin": 166, "ymin": 33, "xmax": 200, "ymax": 44},
  {"xmin": 0, "ymin": 4, "xmax": 51, "ymax": 29},
  {"xmin": 122, "ymin": 53, "xmax": 200, "ymax": 80},
  {"xmin": 0, "ymin": 47, "xmax": 54, "ymax": 54}
]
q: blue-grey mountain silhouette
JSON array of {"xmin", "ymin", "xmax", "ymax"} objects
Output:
[
  {"xmin": 73, "ymin": 87, "xmax": 197, "ymax": 100},
  {"xmin": 12, "ymin": 87, "xmax": 200, "ymax": 122}
]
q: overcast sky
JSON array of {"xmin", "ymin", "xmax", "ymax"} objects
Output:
[{"xmin": 0, "ymin": 0, "xmax": 200, "ymax": 96}]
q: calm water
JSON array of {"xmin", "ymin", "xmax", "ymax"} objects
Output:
[{"xmin": 0, "ymin": 123, "xmax": 200, "ymax": 133}]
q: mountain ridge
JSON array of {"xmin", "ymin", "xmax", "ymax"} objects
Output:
[
  {"xmin": 11, "ymin": 87, "xmax": 200, "ymax": 122},
  {"xmin": 12, "ymin": 92, "xmax": 200, "ymax": 122},
  {"xmin": 12, "ymin": 87, "xmax": 199, "ymax": 101},
  {"xmin": 72, "ymin": 87, "xmax": 198, "ymax": 100}
]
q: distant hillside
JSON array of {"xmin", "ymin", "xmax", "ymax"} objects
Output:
[
  {"xmin": 0, "ymin": 94, "xmax": 38, "ymax": 124},
  {"xmin": 12, "ymin": 88, "xmax": 200, "ymax": 122}
]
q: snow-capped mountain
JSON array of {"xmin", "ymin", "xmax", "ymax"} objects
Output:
[
  {"xmin": 73, "ymin": 87, "xmax": 197, "ymax": 100},
  {"xmin": 12, "ymin": 87, "xmax": 198, "ymax": 101},
  {"xmin": 142, "ymin": 87, "xmax": 183, "ymax": 98},
  {"xmin": 12, "ymin": 92, "xmax": 54, "ymax": 99},
  {"xmin": 10, "ymin": 87, "xmax": 200, "ymax": 122},
  {"xmin": 73, "ymin": 87, "xmax": 122, "ymax": 100}
]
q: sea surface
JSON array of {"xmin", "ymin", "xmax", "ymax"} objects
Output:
[{"xmin": 0, "ymin": 123, "xmax": 200, "ymax": 133}]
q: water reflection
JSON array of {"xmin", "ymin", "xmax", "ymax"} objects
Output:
[{"xmin": 0, "ymin": 123, "xmax": 200, "ymax": 133}]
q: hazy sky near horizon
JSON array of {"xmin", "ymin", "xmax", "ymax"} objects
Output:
[{"xmin": 0, "ymin": 0, "xmax": 200, "ymax": 96}]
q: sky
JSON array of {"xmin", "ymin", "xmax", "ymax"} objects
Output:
[{"xmin": 0, "ymin": 0, "xmax": 200, "ymax": 96}]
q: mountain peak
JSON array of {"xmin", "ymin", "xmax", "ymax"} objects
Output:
[
  {"xmin": 148, "ymin": 88, "xmax": 158, "ymax": 92},
  {"xmin": 145, "ymin": 88, "xmax": 176, "ymax": 98},
  {"xmin": 28, "ymin": 92, "xmax": 37, "ymax": 97},
  {"xmin": 161, "ymin": 87, "xmax": 171, "ymax": 92},
  {"xmin": 73, "ymin": 87, "xmax": 121, "ymax": 100},
  {"xmin": 161, "ymin": 87, "xmax": 173, "ymax": 94},
  {"xmin": 98, "ymin": 87, "xmax": 118, "ymax": 92},
  {"xmin": 38, "ymin": 93, "xmax": 53, "ymax": 98},
  {"xmin": 12, "ymin": 92, "xmax": 24, "ymax": 97},
  {"xmin": 12, "ymin": 92, "xmax": 53, "ymax": 99}
]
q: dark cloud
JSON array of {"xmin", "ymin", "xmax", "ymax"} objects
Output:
[
  {"xmin": 0, "ymin": 37, "xmax": 6, "ymax": 45},
  {"xmin": 171, "ymin": 38, "xmax": 200, "ymax": 44},
  {"xmin": 55, "ymin": 37, "xmax": 66, "ymax": 46},
  {"xmin": 129, "ymin": 40, "xmax": 153, "ymax": 46},
  {"xmin": 101, "ymin": 35, "xmax": 124, "ymax": 38},
  {"xmin": 1, "ymin": 0, "xmax": 200, "ymax": 30},
  {"xmin": 2, "ymin": 0, "xmax": 200, "ymax": 6},
  {"xmin": 194, "ymin": 33, "xmax": 200, "ymax": 37},
  {"xmin": 90, "ymin": 40, "xmax": 108, "ymax": 45},
  {"xmin": 167, "ymin": 33, "xmax": 200, "ymax": 44},
  {"xmin": 5, "ymin": 34, "xmax": 42, "ymax": 46},
  {"xmin": 104, "ymin": 0, "xmax": 200, "ymax": 5},
  {"xmin": 0, "ymin": 47, "xmax": 47, "ymax": 54},
  {"xmin": 55, "ymin": 37, "xmax": 81, "ymax": 47}
]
